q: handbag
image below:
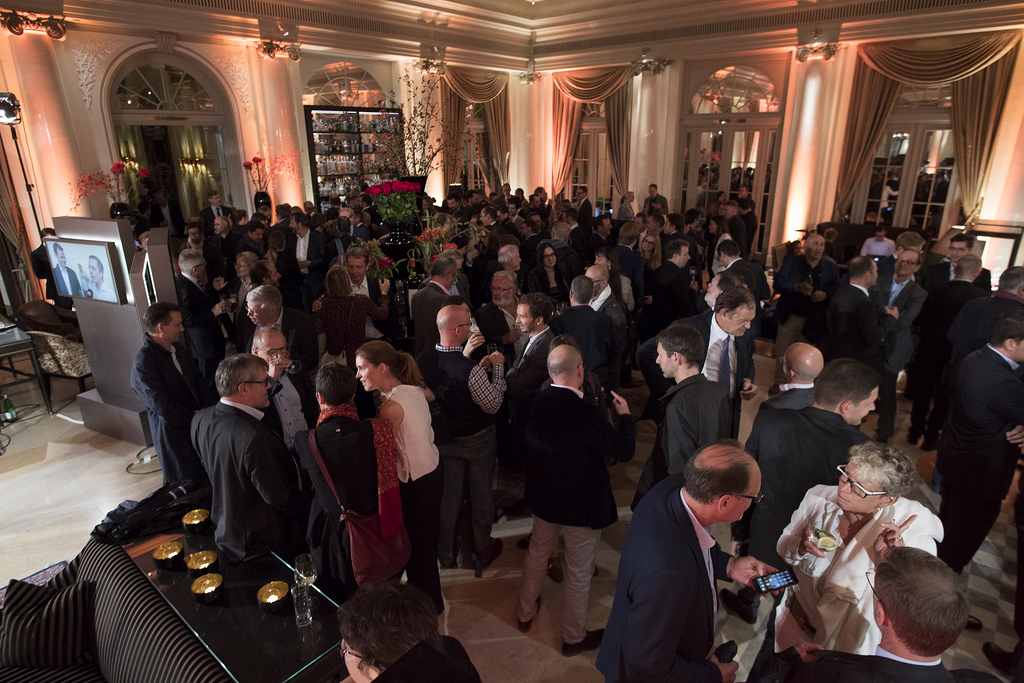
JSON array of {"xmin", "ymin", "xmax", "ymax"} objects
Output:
[{"xmin": 306, "ymin": 430, "xmax": 411, "ymax": 585}]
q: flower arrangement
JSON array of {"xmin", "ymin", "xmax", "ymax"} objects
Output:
[
  {"xmin": 374, "ymin": 71, "xmax": 464, "ymax": 178},
  {"xmin": 243, "ymin": 155, "xmax": 268, "ymax": 192},
  {"xmin": 70, "ymin": 161, "xmax": 148, "ymax": 212},
  {"xmin": 366, "ymin": 179, "xmax": 421, "ymax": 221},
  {"xmin": 353, "ymin": 238, "xmax": 401, "ymax": 280},
  {"xmin": 243, "ymin": 151, "xmax": 301, "ymax": 193},
  {"xmin": 415, "ymin": 226, "xmax": 458, "ymax": 266}
]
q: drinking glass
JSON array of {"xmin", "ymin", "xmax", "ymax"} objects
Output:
[{"xmin": 295, "ymin": 553, "xmax": 318, "ymax": 609}]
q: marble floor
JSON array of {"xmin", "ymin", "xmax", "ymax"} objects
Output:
[{"xmin": 0, "ymin": 351, "xmax": 1016, "ymax": 682}]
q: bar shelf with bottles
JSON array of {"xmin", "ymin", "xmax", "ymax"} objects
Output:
[{"xmin": 304, "ymin": 105, "xmax": 403, "ymax": 211}]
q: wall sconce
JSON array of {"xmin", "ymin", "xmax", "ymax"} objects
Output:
[
  {"xmin": 631, "ymin": 47, "xmax": 671, "ymax": 76},
  {"xmin": 417, "ymin": 44, "xmax": 447, "ymax": 75},
  {"xmin": 256, "ymin": 40, "xmax": 300, "ymax": 61},
  {"xmin": 519, "ymin": 58, "xmax": 540, "ymax": 85},
  {"xmin": 796, "ymin": 25, "xmax": 841, "ymax": 62},
  {"xmin": 0, "ymin": 9, "xmax": 66, "ymax": 39}
]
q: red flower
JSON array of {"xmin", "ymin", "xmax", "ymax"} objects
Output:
[
  {"xmin": 138, "ymin": 168, "xmax": 149, "ymax": 177},
  {"xmin": 367, "ymin": 186, "xmax": 380, "ymax": 196},
  {"xmin": 251, "ymin": 156, "xmax": 264, "ymax": 164},
  {"xmin": 381, "ymin": 185, "xmax": 391, "ymax": 195},
  {"xmin": 110, "ymin": 162, "xmax": 125, "ymax": 174},
  {"xmin": 430, "ymin": 254, "xmax": 439, "ymax": 264},
  {"xmin": 243, "ymin": 161, "xmax": 253, "ymax": 169},
  {"xmin": 443, "ymin": 242, "xmax": 457, "ymax": 250}
]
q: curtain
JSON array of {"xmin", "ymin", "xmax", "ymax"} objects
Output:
[
  {"xmin": 483, "ymin": 88, "xmax": 510, "ymax": 184},
  {"xmin": 832, "ymin": 58, "xmax": 903, "ymax": 220},
  {"xmin": 605, "ymin": 79, "xmax": 632, "ymax": 199},
  {"xmin": 440, "ymin": 79, "xmax": 467, "ymax": 192},
  {"xmin": 552, "ymin": 66, "xmax": 633, "ymax": 102},
  {"xmin": 443, "ymin": 67, "xmax": 507, "ymax": 103},
  {"xmin": 952, "ymin": 40, "xmax": 1020, "ymax": 225},
  {"xmin": 551, "ymin": 87, "xmax": 584, "ymax": 198},
  {"xmin": 860, "ymin": 31, "xmax": 1020, "ymax": 85}
]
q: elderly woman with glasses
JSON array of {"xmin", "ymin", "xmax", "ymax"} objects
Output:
[{"xmin": 774, "ymin": 442, "xmax": 943, "ymax": 656}]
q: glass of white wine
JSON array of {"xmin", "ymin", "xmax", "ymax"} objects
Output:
[{"xmin": 294, "ymin": 553, "xmax": 318, "ymax": 610}]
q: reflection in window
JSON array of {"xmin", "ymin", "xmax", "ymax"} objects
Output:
[
  {"xmin": 865, "ymin": 132, "xmax": 909, "ymax": 225},
  {"xmin": 303, "ymin": 62, "xmax": 385, "ymax": 108},
  {"xmin": 690, "ymin": 66, "xmax": 779, "ymax": 115},
  {"xmin": 114, "ymin": 65, "xmax": 213, "ymax": 111},
  {"xmin": 910, "ymin": 130, "xmax": 954, "ymax": 231}
]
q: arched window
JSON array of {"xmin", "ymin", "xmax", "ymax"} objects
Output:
[
  {"xmin": 690, "ymin": 65, "xmax": 779, "ymax": 115},
  {"xmin": 114, "ymin": 64, "xmax": 214, "ymax": 111},
  {"xmin": 303, "ymin": 62, "xmax": 385, "ymax": 108}
]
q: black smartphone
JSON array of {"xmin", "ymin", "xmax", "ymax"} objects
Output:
[{"xmin": 754, "ymin": 568, "xmax": 798, "ymax": 593}]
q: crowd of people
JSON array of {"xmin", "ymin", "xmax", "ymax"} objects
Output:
[{"xmin": 121, "ymin": 182, "xmax": 1023, "ymax": 682}]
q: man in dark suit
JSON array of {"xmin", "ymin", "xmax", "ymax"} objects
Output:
[
  {"xmin": 130, "ymin": 302, "xmax": 215, "ymax": 485},
  {"xmin": 872, "ymin": 249, "xmax": 927, "ymax": 442},
  {"xmin": 946, "ymin": 266, "xmax": 1024, "ymax": 367},
  {"xmin": 873, "ymin": 230, "xmax": 926, "ymax": 286},
  {"xmin": 186, "ymin": 222, "xmax": 226, "ymax": 283},
  {"xmin": 550, "ymin": 275, "xmax": 617, "ymax": 387},
  {"xmin": 648, "ymin": 239, "xmax": 695, "ymax": 333},
  {"xmin": 151, "ymin": 190, "xmax": 186, "ymax": 237},
  {"xmin": 31, "ymin": 230, "xmax": 73, "ymax": 309},
  {"xmin": 597, "ymin": 444, "xmax": 775, "ymax": 683},
  {"xmin": 908, "ymin": 254, "xmax": 987, "ymax": 451},
  {"xmin": 290, "ymin": 211, "xmax": 326, "ymax": 312},
  {"xmin": 826, "ymin": 256, "xmax": 899, "ymax": 370},
  {"xmin": 210, "ymin": 215, "xmax": 240, "ymax": 282},
  {"xmin": 549, "ymin": 222, "xmax": 586, "ymax": 283},
  {"xmin": 722, "ymin": 359, "xmax": 875, "ymax": 643},
  {"xmin": 516, "ymin": 345, "xmax": 636, "ymax": 656},
  {"xmin": 575, "ymin": 186, "xmax": 594, "ymax": 239},
  {"xmin": 191, "ymin": 353, "xmax": 308, "ymax": 564},
  {"xmin": 564, "ymin": 207, "xmax": 587, "ymax": 265},
  {"xmin": 717, "ymin": 239, "xmax": 770, "ymax": 336},
  {"xmin": 937, "ymin": 310, "xmax": 1024, "ymax": 574},
  {"xmin": 633, "ymin": 323, "xmax": 730, "ymax": 507},
  {"xmin": 45, "ymin": 240, "xmax": 82, "ymax": 304},
  {"xmin": 587, "ymin": 214, "xmax": 613, "ymax": 264},
  {"xmin": 412, "ymin": 254, "xmax": 458, "ymax": 356},
  {"xmin": 237, "ymin": 285, "xmax": 319, "ymax": 373},
  {"xmin": 760, "ymin": 342, "xmax": 822, "ymax": 412},
  {"xmin": 238, "ymin": 222, "xmax": 266, "ymax": 258},
  {"xmin": 641, "ymin": 183, "xmax": 668, "ymax": 216},
  {"xmin": 250, "ymin": 326, "xmax": 318, "ymax": 449},
  {"xmin": 790, "ymin": 547, "xmax": 998, "ymax": 683},
  {"xmin": 176, "ymin": 248, "xmax": 229, "ymax": 391},
  {"xmin": 199, "ymin": 190, "xmax": 233, "ymax": 235},
  {"xmin": 505, "ymin": 293, "xmax": 555, "ymax": 404},
  {"xmin": 923, "ymin": 232, "xmax": 992, "ymax": 294}
]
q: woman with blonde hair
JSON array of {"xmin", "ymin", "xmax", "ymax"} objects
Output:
[{"xmin": 355, "ymin": 340, "xmax": 444, "ymax": 614}]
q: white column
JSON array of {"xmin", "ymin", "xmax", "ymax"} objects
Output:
[
  {"xmin": 631, "ymin": 63, "xmax": 684, "ymax": 212},
  {"xmin": 9, "ymin": 34, "xmax": 83, "ymax": 227},
  {"xmin": 258, "ymin": 55, "xmax": 305, "ymax": 206},
  {"xmin": 508, "ymin": 73, "xmax": 552, "ymax": 196}
]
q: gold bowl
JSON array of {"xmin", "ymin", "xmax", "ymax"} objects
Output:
[
  {"xmin": 182, "ymin": 509, "xmax": 211, "ymax": 535},
  {"xmin": 191, "ymin": 573, "xmax": 223, "ymax": 604},
  {"xmin": 152, "ymin": 541, "xmax": 184, "ymax": 570},
  {"xmin": 257, "ymin": 581, "xmax": 290, "ymax": 613},
  {"xmin": 187, "ymin": 550, "xmax": 219, "ymax": 578}
]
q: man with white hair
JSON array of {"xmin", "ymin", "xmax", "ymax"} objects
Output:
[
  {"xmin": 250, "ymin": 326, "xmax": 318, "ymax": 449},
  {"xmin": 496, "ymin": 244, "xmax": 524, "ymax": 293},
  {"xmin": 237, "ymin": 285, "xmax": 318, "ymax": 372},
  {"xmin": 476, "ymin": 269, "xmax": 524, "ymax": 470},
  {"xmin": 176, "ymin": 247, "xmax": 229, "ymax": 390}
]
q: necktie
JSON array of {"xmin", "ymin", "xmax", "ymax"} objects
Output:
[
  {"xmin": 214, "ymin": 207, "xmax": 220, "ymax": 217},
  {"xmin": 719, "ymin": 335, "xmax": 732, "ymax": 396}
]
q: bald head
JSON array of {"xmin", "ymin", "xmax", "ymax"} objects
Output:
[
  {"xmin": 783, "ymin": 342, "xmax": 824, "ymax": 384},
  {"xmin": 547, "ymin": 344, "xmax": 584, "ymax": 390},
  {"xmin": 585, "ymin": 265, "xmax": 609, "ymax": 294},
  {"xmin": 436, "ymin": 304, "xmax": 470, "ymax": 346}
]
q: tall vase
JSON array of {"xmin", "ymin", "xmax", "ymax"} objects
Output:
[
  {"xmin": 253, "ymin": 191, "xmax": 272, "ymax": 209},
  {"xmin": 109, "ymin": 202, "xmax": 130, "ymax": 219}
]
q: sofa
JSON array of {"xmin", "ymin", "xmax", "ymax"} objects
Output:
[{"xmin": 0, "ymin": 538, "xmax": 231, "ymax": 683}]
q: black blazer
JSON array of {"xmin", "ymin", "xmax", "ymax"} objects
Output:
[
  {"xmin": 649, "ymin": 261, "xmax": 695, "ymax": 332},
  {"xmin": 522, "ymin": 386, "xmax": 636, "ymax": 529},
  {"xmin": 596, "ymin": 474, "xmax": 731, "ymax": 683},
  {"xmin": 791, "ymin": 649, "xmax": 1000, "ymax": 683},
  {"xmin": 236, "ymin": 307, "xmax": 319, "ymax": 373},
  {"xmin": 175, "ymin": 275, "xmax": 225, "ymax": 360},
  {"xmin": 411, "ymin": 281, "xmax": 451, "ymax": 356},
  {"xmin": 568, "ymin": 226, "xmax": 588, "ymax": 264},
  {"xmin": 937, "ymin": 345, "xmax": 1024, "ymax": 500},
  {"xmin": 577, "ymin": 198, "xmax": 594, "ymax": 237},
  {"xmin": 923, "ymin": 260, "xmax": 991, "ymax": 294},
  {"xmin": 947, "ymin": 294, "xmax": 1018, "ymax": 366},
  {"xmin": 199, "ymin": 205, "xmax": 233, "ymax": 235},
  {"xmin": 913, "ymin": 280, "xmax": 988, "ymax": 370},
  {"xmin": 475, "ymin": 302, "xmax": 519, "ymax": 367},
  {"xmin": 549, "ymin": 305, "xmax": 616, "ymax": 386},
  {"xmin": 733, "ymin": 406, "xmax": 869, "ymax": 571},
  {"xmin": 262, "ymin": 368, "xmax": 320, "ymax": 439},
  {"xmin": 825, "ymin": 284, "xmax": 896, "ymax": 370},
  {"xmin": 505, "ymin": 328, "xmax": 554, "ymax": 401},
  {"xmin": 759, "ymin": 386, "xmax": 815, "ymax": 412}
]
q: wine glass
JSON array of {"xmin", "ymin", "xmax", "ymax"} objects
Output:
[
  {"xmin": 285, "ymin": 359, "xmax": 302, "ymax": 376},
  {"xmin": 295, "ymin": 553, "xmax": 318, "ymax": 609}
]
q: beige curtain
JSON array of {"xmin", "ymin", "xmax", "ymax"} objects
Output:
[
  {"xmin": 440, "ymin": 79, "xmax": 467, "ymax": 192},
  {"xmin": 552, "ymin": 67, "xmax": 633, "ymax": 102},
  {"xmin": 952, "ymin": 40, "xmax": 1020, "ymax": 225},
  {"xmin": 605, "ymin": 79, "xmax": 632, "ymax": 199},
  {"xmin": 443, "ymin": 67, "xmax": 507, "ymax": 103},
  {"xmin": 551, "ymin": 87, "xmax": 584, "ymax": 198},
  {"xmin": 483, "ymin": 89, "xmax": 510, "ymax": 184},
  {"xmin": 832, "ymin": 58, "xmax": 903, "ymax": 220},
  {"xmin": 860, "ymin": 31, "xmax": 1020, "ymax": 85}
]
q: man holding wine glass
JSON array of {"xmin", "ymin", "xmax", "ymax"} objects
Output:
[{"xmin": 251, "ymin": 326, "xmax": 319, "ymax": 450}]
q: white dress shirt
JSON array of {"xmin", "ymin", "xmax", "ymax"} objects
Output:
[
  {"xmin": 590, "ymin": 285, "xmax": 612, "ymax": 312},
  {"xmin": 220, "ymin": 397, "xmax": 263, "ymax": 420},
  {"xmin": 701, "ymin": 313, "xmax": 736, "ymax": 397},
  {"xmin": 874, "ymin": 646, "xmax": 941, "ymax": 666},
  {"xmin": 680, "ymin": 491, "xmax": 718, "ymax": 614},
  {"xmin": 351, "ymin": 277, "xmax": 383, "ymax": 339},
  {"xmin": 296, "ymin": 231, "xmax": 309, "ymax": 274},
  {"xmin": 270, "ymin": 374, "xmax": 306, "ymax": 450}
]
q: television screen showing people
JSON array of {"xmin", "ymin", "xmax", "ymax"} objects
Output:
[{"xmin": 44, "ymin": 238, "xmax": 121, "ymax": 303}]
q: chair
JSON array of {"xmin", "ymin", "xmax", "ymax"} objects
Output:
[
  {"xmin": 26, "ymin": 330, "xmax": 93, "ymax": 398},
  {"xmin": 17, "ymin": 299, "xmax": 80, "ymax": 340}
]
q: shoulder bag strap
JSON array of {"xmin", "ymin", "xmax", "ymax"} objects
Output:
[{"xmin": 307, "ymin": 430, "xmax": 346, "ymax": 515}]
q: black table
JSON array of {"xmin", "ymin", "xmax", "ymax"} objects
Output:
[
  {"xmin": 0, "ymin": 326, "xmax": 52, "ymax": 414},
  {"xmin": 127, "ymin": 534, "xmax": 343, "ymax": 683}
]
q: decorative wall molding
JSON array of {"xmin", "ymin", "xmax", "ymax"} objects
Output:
[
  {"xmin": 69, "ymin": 36, "xmax": 125, "ymax": 110},
  {"xmin": 213, "ymin": 49, "xmax": 251, "ymax": 118}
]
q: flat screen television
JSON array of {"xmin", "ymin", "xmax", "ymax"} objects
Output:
[{"xmin": 42, "ymin": 237, "xmax": 126, "ymax": 305}]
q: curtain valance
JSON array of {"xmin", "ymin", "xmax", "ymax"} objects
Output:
[
  {"xmin": 443, "ymin": 67, "xmax": 508, "ymax": 103},
  {"xmin": 552, "ymin": 67, "xmax": 633, "ymax": 103},
  {"xmin": 860, "ymin": 30, "xmax": 1020, "ymax": 86}
]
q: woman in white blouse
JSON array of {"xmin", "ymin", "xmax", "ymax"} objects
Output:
[
  {"xmin": 775, "ymin": 442, "xmax": 943, "ymax": 656},
  {"xmin": 354, "ymin": 340, "xmax": 444, "ymax": 614}
]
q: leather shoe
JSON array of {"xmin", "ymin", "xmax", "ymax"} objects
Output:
[
  {"xmin": 562, "ymin": 629, "xmax": 604, "ymax": 657},
  {"xmin": 966, "ymin": 615, "xmax": 983, "ymax": 631},
  {"xmin": 518, "ymin": 596, "xmax": 541, "ymax": 633},
  {"xmin": 907, "ymin": 430, "xmax": 922, "ymax": 445},
  {"xmin": 438, "ymin": 555, "xmax": 457, "ymax": 570},
  {"xmin": 719, "ymin": 589, "xmax": 758, "ymax": 624},
  {"xmin": 921, "ymin": 437, "xmax": 938, "ymax": 452},
  {"xmin": 547, "ymin": 557, "xmax": 564, "ymax": 583},
  {"xmin": 983, "ymin": 642, "xmax": 1017, "ymax": 676},
  {"xmin": 478, "ymin": 538, "xmax": 503, "ymax": 569}
]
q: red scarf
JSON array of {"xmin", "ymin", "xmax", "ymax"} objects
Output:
[
  {"xmin": 318, "ymin": 405, "xmax": 404, "ymax": 537},
  {"xmin": 996, "ymin": 290, "xmax": 1024, "ymax": 306}
]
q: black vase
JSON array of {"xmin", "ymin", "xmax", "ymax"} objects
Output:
[
  {"xmin": 109, "ymin": 202, "xmax": 130, "ymax": 219},
  {"xmin": 380, "ymin": 217, "xmax": 417, "ymax": 269},
  {"xmin": 253, "ymin": 191, "xmax": 272, "ymax": 209}
]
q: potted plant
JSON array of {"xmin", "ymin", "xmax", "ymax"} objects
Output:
[{"xmin": 70, "ymin": 161, "xmax": 149, "ymax": 218}]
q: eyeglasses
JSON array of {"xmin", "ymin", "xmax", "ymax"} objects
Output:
[
  {"xmin": 241, "ymin": 377, "xmax": 271, "ymax": 387},
  {"xmin": 865, "ymin": 569, "xmax": 884, "ymax": 608},
  {"xmin": 837, "ymin": 465, "xmax": 887, "ymax": 498},
  {"xmin": 736, "ymin": 488, "xmax": 764, "ymax": 504},
  {"xmin": 261, "ymin": 346, "xmax": 289, "ymax": 358},
  {"xmin": 340, "ymin": 641, "xmax": 362, "ymax": 660},
  {"xmin": 491, "ymin": 286, "xmax": 514, "ymax": 293}
]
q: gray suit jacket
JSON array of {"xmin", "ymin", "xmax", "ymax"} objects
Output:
[
  {"xmin": 872, "ymin": 278, "xmax": 928, "ymax": 373},
  {"xmin": 412, "ymin": 281, "xmax": 452, "ymax": 356},
  {"xmin": 759, "ymin": 386, "xmax": 815, "ymax": 412}
]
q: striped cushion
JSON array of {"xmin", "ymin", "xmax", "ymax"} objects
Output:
[
  {"xmin": 0, "ymin": 660, "xmax": 105, "ymax": 683},
  {"xmin": 0, "ymin": 579, "xmax": 95, "ymax": 668}
]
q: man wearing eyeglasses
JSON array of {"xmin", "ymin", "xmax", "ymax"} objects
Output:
[
  {"xmin": 598, "ymin": 443, "xmax": 775, "ymax": 683},
  {"xmin": 251, "ymin": 326, "xmax": 318, "ymax": 450},
  {"xmin": 192, "ymin": 353, "xmax": 308, "ymax": 564}
]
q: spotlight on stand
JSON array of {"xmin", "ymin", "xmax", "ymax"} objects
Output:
[{"xmin": 0, "ymin": 93, "xmax": 43, "ymax": 238}]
